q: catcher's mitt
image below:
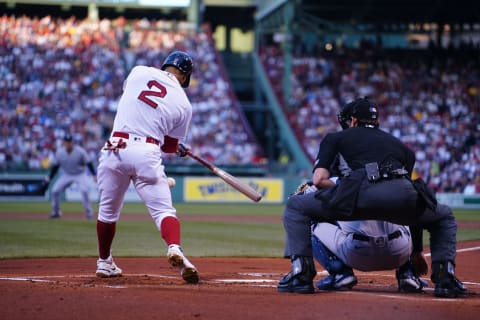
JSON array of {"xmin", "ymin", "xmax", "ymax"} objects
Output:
[{"xmin": 290, "ymin": 180, "xmax": 317, "ymax": 197}]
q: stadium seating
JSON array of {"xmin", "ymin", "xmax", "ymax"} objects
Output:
[
  {"xmin": 0, "ymin": 15, "xmax": 264, "ymax": 175},
  {"xmin": 259, "ymin": 44, "xmax": 479, "ymax": 193}
]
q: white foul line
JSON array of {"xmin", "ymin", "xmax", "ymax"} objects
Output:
[{"xmin": 424, "ymin": 245, "xmax": 480, "ymax": 257}]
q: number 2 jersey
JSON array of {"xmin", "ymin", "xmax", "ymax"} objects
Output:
[{"xmin": 111, "ymin": 66, "xmax": 193, "ymax": 145}]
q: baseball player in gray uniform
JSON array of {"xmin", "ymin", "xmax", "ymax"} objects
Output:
[
  {"xmin": 45, "ymin": 133, "xmax": 96, "ymax": 219},
  {"xmin": 311, "ymin": 220, "xmax": 427, "ymax": 292},
  {"xmin": 94, "ymin": 51, "xmax": 199, "ymax": 284}
]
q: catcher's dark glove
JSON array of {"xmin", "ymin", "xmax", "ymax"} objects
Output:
[
  {"xmin": 177, "ymin": 143, "xmax": 190, "ymax": 157},
  {"xmin": 41, "ymin": 178, "xmax": 50, "ymax": 195}
]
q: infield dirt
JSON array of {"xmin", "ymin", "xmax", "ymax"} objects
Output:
[{"xmin": 1, "ymin": 240, "xmax": 479, "ymax": 320}]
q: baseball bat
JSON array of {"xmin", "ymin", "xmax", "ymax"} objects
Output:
[{"xmin": 185, "ymin": 150, "xmax": 262, "ymax": 202}]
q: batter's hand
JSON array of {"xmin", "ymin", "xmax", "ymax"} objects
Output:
[
  {"xmin": 177, "ymin": 143, "xmax": 190, "ymax": 157},
  {"xmin": 411, "ymin": 251, "xmax": 428, "ymax": 276}
]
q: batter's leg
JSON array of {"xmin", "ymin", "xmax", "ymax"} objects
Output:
[
  {"xmin": 96, "ymin": 156, "xmax": 130, "ymax": 261},
  {"xmin": 133, "ymin": 173, "xmax": 199, "ymax": 284}
]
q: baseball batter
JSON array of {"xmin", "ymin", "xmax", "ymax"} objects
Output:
[
  {"xmin": 95, "ymin": 51, "xmax": 199, "ymax": 284},
  {"xmin": 45, "ymin": 133, "xmax": 96, "ymax": 219}
]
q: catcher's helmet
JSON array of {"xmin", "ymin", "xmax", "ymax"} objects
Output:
[
  {"xmin": 161, "ymin": 51, "xmax": 194, "ymax": 88},
  {"xmin": 337, "ymin": 97, "xmax": 379, "ymax": 129}
]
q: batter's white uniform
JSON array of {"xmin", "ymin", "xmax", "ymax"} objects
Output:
[
  {"xmin": 312, "ymin": 221, "xmax": 412, "ymax": 271},
  {"xmin": 97, "ymin": 66, "xmax": 192, "ymax": 229}
]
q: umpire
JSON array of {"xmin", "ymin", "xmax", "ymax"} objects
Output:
[{"xmin": 277, "ymin": 97, "xmax": 467, "ymax": 298}]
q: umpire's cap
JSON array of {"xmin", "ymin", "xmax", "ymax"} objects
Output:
[
  {"xmin": 337, "ymin": 97, "xmax": 379, "ymax": 129},
  {"xmin": 161, "ymin": 51, "xmax": 194, "ymax": 88}
]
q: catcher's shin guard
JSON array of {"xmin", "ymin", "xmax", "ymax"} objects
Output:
[
  {"xmin": 277, "ymin": 256, "xmax": 316, "ymax": 294},
  {"xmin": 311, "ymin": 234, "xmax": 347, "ymax": 274},
  {"xmin": 431, "ymin": 261, "xmax": 467, "ymax": 298}
]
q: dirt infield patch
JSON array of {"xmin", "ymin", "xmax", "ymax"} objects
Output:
[{"xmin": 1, "ymin": 241, "xmax": 479, "ymax": 320}]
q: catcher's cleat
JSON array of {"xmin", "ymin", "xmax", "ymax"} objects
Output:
[
  {"xmin": 396, "ymin": 268, "xmax": 427, "ymax": 293},
  {"xmin": 96, "ymin": 256, "xmax": 122, "ymax": 278},
  {"xmin": 431, "ymin": 261, "xmax": 467, "ymax": 298},
  {"xmin": 167, "ymin": 245, "xmax": 199, "ymax": 284},
  {"xmin": 316, "ymin": 273, "xmax": 358, "ymax": 291},
  {"xmin": 277, "ymin": 256, "xmax": 316, "ymax": 294}
]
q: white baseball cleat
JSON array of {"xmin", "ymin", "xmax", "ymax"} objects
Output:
[
  {"xmin": 96, "ymin": 255, "xmax": 123, "ymax": 278},
  {"xmin": 167, "ymin": 244, "xmax": 199, "ymax": 284}
]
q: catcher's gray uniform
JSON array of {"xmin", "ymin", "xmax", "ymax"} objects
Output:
[
  {"xmin": 47, "ymin": 135, "xmax": 96, "ymax": 219},
  {"xmin": 312, "ymin": 221, "xmax": 412, "ymax": 271}
]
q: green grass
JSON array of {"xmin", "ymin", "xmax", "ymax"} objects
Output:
[
  {"xmin": 0, "ymin": 201, "xmax": 285, "ymax": 216},
  {"xmin": 0, "ymin": 202, "xmax": 479, "ymax": 259}
]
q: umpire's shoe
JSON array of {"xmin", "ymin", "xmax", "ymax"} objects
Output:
[
  {"xmin": 431, "ymin": 261, "xmax": 467, "ymax": 298},
  {"xmin": 278, "ymin": 256, "xmax": 316, "ymax": 294}
]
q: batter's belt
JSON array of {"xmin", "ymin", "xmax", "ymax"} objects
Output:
[{"xmin": 112, "ymin": 131, "xmax": 159, "ymax": 145}]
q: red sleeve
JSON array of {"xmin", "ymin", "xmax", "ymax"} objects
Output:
[{"xmin": 161, "ymin": 135, "xmax": 179, "ymax": 153}]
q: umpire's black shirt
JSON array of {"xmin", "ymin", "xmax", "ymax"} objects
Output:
[{"xmin": 314, "ymin": 127, "xmax": 415, "ymax": 175}]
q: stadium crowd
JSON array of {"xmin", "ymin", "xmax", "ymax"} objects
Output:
[
  {"xmin": 0, "ymin": 15, "xmax": 263, "ymax": 174},
  {"xmin": 260, "ymin": 42, "xmax": 480, "ymax": 193}
]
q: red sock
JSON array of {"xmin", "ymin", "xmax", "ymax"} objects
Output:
[
  {"xmin": 97, "ymin": 220, "xmax": 116, "ymax": 259},
  {"xmin": 160, "ymin": 216, "xmax": 181, "ymax": 246}
]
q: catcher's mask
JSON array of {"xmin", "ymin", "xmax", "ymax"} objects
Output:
[
  {"xmin": 161, "ymin": 51, "xmax": 194, "ymax": 88},
  {"xmin": 337, "ymin": 97, "xmax": 379, "ymax": 130}
]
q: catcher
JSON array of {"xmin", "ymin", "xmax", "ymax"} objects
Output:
[{"xmin": 294, "ymin": 180, "xmax": 428, "ymax": 292}]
